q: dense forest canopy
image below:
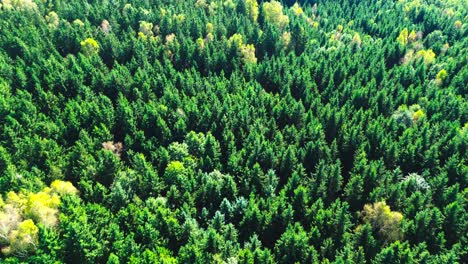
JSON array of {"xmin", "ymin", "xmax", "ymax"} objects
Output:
[{"xmin": 0, "ymin": 0, "xmax": 467, "ymax": 263}]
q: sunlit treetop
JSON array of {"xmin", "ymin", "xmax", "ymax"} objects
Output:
[
  {"xmin": 0, "ymin": 181, "xmax": 79, "ymax": 256},
  {"xmin": 280, "ymin": 31, "xmax": 291, "ymax": 49},
  {"xmin": 228, "ymin": 33, "xmax": 244, "ymax": 48},
  {"xmin": 352, "ymin": 32, "xmax": 362, "ymax": 48},
  {"xmin": 361, "ymin": 201, "xmax": 403, "ymax": 243},
  {"xmin": 435, "ymin": 69, "xmax": 448, "ymax": 86},
  {"xmin": 392, "ymin": 104, "xmax": 426, "ymax": 127},
  {"xmin": 0, "ymin": 0, "xmax": 38, "ymax": 11},
  {"xmin": 241, "ymin": 44, "xmax": 257, "ymax": 64},
  {"xmin": 72, "ymin": 19, "xmax": 84, "ymax": 27},
  {"xmin": 45, "ymin": 11, "xmax": 59, "ymax": 29},
  {"xmin": 206, "ymin": 22, "xmax": 214, "ymax": 34},
  {"xmin": 291, "ymin": 3, "xmax": 304, "ymax": 17},
  {"xmin": 80, "ymin": 38, "xmax": 99, "ymax": 56},
  {"xmin": 139, "ymin": 21, "xmax": 154, "ymax": 38},
  {"xmin": 50, "ymin": 180, "xmax": 79, "ymax": 196},
  {"xmin": 397, "ymin": 28, "xmax": 409, "ymax": 46},
  {"xmin": 224, "ymin": 0, "xmax": 235, "ymax": 9},
  {"xmin": 416, "ymin": 49, "xmax": 436, "ymax": 65},
  {"xmin": 228, "ymin": 33, "xmax": 257, "ymax": 64},
  {"xmin": 2, "ymin": 219, "xmax": 38, "ymax": 257},
  {"xmin": 262, "ymin": 0, "xmax": 289, "ymax": 29}
]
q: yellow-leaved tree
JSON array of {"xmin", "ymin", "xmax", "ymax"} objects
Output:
[
  {"xmin": 416, "ymin": 49, "xmax": 436, "ymax": 65},
  {"xmin": 228, "ymin": 33, "xmax": 244, "ymax": 48},
  {"xmin": 262, "ymin": 0, "xmax": 289, "ymax": 29},
  {"xmin": 50, "ymin": 180, "xmax": 78, "ymax": 196},
  {"xmin": 3, "ymin": 219, "xmax": 38, "ymax": 257},
  {"xmin": 23, "ymin": 191, "xmax": 60, "ymax": 227},
  {"xmin": 80, "ymin": 38, "xmax": 99, "ymax": 56},
  {"xmin": 228, "ymin": 34, "xmax": 257, "ymax": 64},
  {"xmin": 240, "ymin": 44, "xmax": 257, "ymax": 64},
  {"xmin": 0, "ymin": 180, "xmax": 78, "ymax": 256},
  {"xmin": 291, "ymin": 3, "xmax": 303, "ymax": 17},
  {"xmin": 45, "ymin": 11, "xmax": 59, "ymax": 29},
  {"xmin": 361, "ymin": 201, "xmax": 403, "ymax": 243},
  {"xmin": 245, "ymin": 0, "xmax": 259, "ymax": 22},
  {"xmin": 397, "ymin": 28, "xmax": 409, "ymax": 46},
  {"xmin": 435, "ymin": 69, "xmax": 448, "ymax": 86}
]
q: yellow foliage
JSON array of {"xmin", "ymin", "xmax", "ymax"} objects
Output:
[
  {"xmin": 412, "ymin": 109, "xmax": 425, "ymax": 122},
  {"xmin": 197, "ymin": 37, "xmax": 205, "ymax": 49},
  {"xmin": 50, "ymin": 180, "xmax": 78, "ymax": 196},
  {"xmin": 160, "ymin": 8, "xmax": 167, "ymax": 17},
  {"xmin": 165, "ymin": 161, "xmax": 185, "ymax": 180},
  {"xmin": 454, "ymin": 20, "xmax": 462, "ymax": 29},
  {"xmin": 24, "ymin": 191, "xmax": 60, "ymax": 227},
  {"xmin": 224, "ymin": 0, "xmax": 235, "ymax": 9},
  {"xmin": 206, "ymin": 32, "xmax": 214, "ymax": 42},
  {"xmin": 123, "ymin": 3, "xmax": 133, "ymax": 15},
  {"xmin": 440, "ymin": 43, "xmax": 449, "ymax": 54},
  {"xmin": 262, "ymin": 0, "xmax": 289, "ymax": 29},
  {"xmin": 291, "ymin": 3, "xmax": 303, "ymax": 17},
  {"xmin": 206, "ymin": 22, "xmax": 214, "ymax": 34},
  {"xmin": 444, "ymin": 8, "xmax": 455, "ymax": 17},
  {"xmin": 174, "ymin": 14, "xmax": 185, "ymax": 23},
  {"xmin": 352, "ymin": 32, "xmax": 362, "ymax": 47},
  {"xmin": 280, "ymin": 31, "xmax": 291, "ymax": 49},
  {"xmin": 138, "ymin": 32, "xmax": 147, "ymax": 40},
  {"xmin": 6, "ymin": 191, "xmax": 24, "ymax": 208},
  {"xmin": 165, "ymin": 33, "xmax": 176, "ymax": 46},
  {"xmin": 436, "ymin": 69, "xmax": 447, "ymax": 80},
  {"xmin": 28, "ymin": 192, "xmax": 60, "ymax": 209},
  {"xmin": 337, "ymin": 24, "xmax": 343, "ymax": 33},
  {"xmin": 4, "ymin": 219, "xmax": 38, "ymax": 257},
  {"xmin": 241, "ymin": 44, "xmax": 257, "ymax": 64},
  {"xmin": 0, "ymin": 0, "xmax": 38, "ymax": 11},
  {"xmin": 208, "ymin": 1, "xmax": 218, "ymax": 14},
  {"xmin": 0, "ymin": 181, "xmax": 78, "ymax": 256},
  {"xmin": 80, "ymin": 38, "xmax": 99, "ymax": 56},
  {"xmin": 228, "ymin": 34, "xmax": 257, "ymax": 64},
  {"xmin": 73, "ymin": 19, "xmax": 84, "ymax": 27},
  {"xmin": 139, "ymin": 21, "xmax": 154, "ymax": 38},
  {"xmin": 195, "ymin": 0, "xmax": 208, "ymax": 9},
  {"xmin": 397, "ymin": 28, "xmax": 409, "ymax": 46},
  {"xmin": 400, "ymin": 0, "xmax": 422, "ymax": 15},
  {"xmin": 362, "ymin": 201, "xmax": 403, "ymax": 242},
  {"xmin": 408, "ymin": 30, "xmax": 417, "ymax": 44},
  {"xmin": 228, "ymin": 33, "xmax": 244, "ymax": 48},
  {"xmin": 416, "ymin": 49, "xmax": 436, "ymax": 65},
  {"xmin": 245, "ymin": 0, "xmax": 259, "ymax": 22},
  {"xmin": 45, "ymin": 11, "xmax": 59, "ymax": 29},
  {"xmin": 140, "ymin": 8, "xmax": 150, "ymax": 16},
  {"xmin": 435, "ymin": 69, "xmax": 448, "ymax": 86},
  {"xmin": 462, "ymin": 123, "xmax": 468, "ymax": 135}
]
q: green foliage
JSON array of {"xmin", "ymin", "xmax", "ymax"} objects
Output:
[
  {"xmin": 0, "ymin": 0, "xmax": 466, "ymax": 262},
  {"xmin": 274, "ymin": 223, "xmax": 317, "ymax": 263}
]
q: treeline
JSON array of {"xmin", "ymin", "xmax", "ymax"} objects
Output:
[{"xmin": 0, "ymin": 0, "xmax": 466, "ymax": 263}]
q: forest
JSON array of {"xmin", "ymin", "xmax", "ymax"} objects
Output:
[{"xmin": 0, "ymin": 0, "xmax": 466, "ymax": 263}]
